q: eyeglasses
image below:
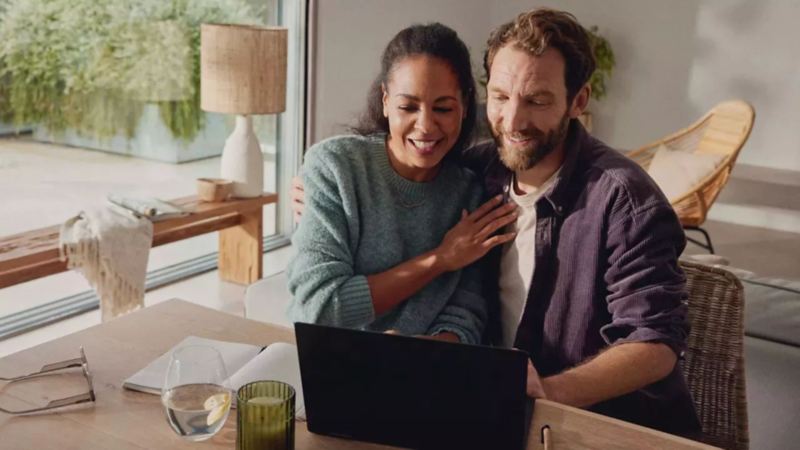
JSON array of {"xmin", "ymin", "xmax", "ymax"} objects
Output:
[{"xmin": 0, "ymin": 346, "xmax": 96, "ymax": 414}]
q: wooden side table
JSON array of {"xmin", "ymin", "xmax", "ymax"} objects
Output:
[{"xmin": 0, "ymin": 193, "xmax": 278, "ymax": 288}]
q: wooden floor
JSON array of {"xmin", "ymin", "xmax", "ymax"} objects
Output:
[{"xmin": 687, "ymin": 167, "xmax": 800, "ymax": 280}]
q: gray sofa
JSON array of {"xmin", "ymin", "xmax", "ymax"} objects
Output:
[
  {"xmin": 739, "ymin": 273, "xmax": 800, "ymax": 450},
  {"xmin": 686, "ymin": 258, "xmax": 800, "ymax": 450}
]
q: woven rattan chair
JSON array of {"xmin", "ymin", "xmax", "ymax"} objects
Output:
[
  {"xmin": 680, "ymin": 260, "xmax": 748, "ymax": 450},
  {"xmin": 628, "ymin": 101, "xmax": 755, "ymax": 253}
]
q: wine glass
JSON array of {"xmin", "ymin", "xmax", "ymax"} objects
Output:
[{"xmin": 161, "ymin": 345, "xmax": 232, "ymax": 441}]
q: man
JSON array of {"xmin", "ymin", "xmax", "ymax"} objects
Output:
[{"xmin": 293, "ymin": 8, "xmax": 700, "ymax": 436}]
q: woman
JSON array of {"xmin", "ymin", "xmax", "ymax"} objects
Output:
[{"xmin": 287, "ymin": 23, "xmax": 516, "ymax": 344}]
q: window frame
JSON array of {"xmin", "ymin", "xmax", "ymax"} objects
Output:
[{"xmin": 0, "ymin": 0, "xmax": 308, "ymax": 340}]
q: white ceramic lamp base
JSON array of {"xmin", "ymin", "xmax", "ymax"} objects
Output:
[{"xmin": 220, "ymin": 115, "xmax": 263, "ymax": 198}]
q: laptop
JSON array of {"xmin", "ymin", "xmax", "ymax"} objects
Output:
[{"xmin": 294, "ymin": 322, "xmax": 529, "ymax": 449}]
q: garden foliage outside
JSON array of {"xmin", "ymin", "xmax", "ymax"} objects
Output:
[{"xmin": 0, "ymin": 0, "xmax": 264, "ymax": 142}]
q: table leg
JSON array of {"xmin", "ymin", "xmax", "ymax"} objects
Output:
[{"xmin": 218, "ymin": 208, "xmax": 263, "ymax": 284}]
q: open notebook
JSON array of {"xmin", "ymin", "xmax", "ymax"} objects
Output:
[{"xmin": 123, "ymin": 336, "xmax": 305, "ymax": 419}]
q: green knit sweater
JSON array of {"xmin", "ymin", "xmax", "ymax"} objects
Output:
[{"xmin": 286, "ymin": 134, "xmax": 487, "ymax": 344}]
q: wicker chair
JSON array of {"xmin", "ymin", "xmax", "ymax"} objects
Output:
[
  {"xmin": 628, "ymin": 101, "xmax": 755, "ymax": 253},
  {"xmin": 680, "ymin": 260, "xmax": 748, "ymax": 450}
]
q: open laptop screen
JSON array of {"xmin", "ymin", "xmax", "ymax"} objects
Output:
[{"xmin": 295, "ymin": 322, "xmax": 529, "ymax": 449}]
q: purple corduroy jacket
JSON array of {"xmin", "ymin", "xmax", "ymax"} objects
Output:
[{"xmin": 461, "ymin": 121, "xmax": 701, "ymax": 436}]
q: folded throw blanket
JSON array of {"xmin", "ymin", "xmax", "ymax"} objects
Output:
[{"xmin": 59, "ymin": 206, "xmax": 153, "ymax": 321}]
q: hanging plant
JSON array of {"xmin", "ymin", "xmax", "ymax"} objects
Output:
[
  {"xmin": 0, "ymin": 0, "xmax": 263, "ymax": 142},
  {"xmin": 587, "ymin": 26, "xmax": 616, "ymax": 101}
]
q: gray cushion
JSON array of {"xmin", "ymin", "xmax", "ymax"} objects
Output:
[{"xmin": 740, "ymin": 274, "xmax": 800, "ymax": 347}]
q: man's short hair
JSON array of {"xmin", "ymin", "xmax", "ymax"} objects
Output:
[{"xmin": 484, "ymin": 8, "xmax": 596, "ymax": 103}]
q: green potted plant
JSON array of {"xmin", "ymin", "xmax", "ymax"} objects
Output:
[
  {"xmin": 0, "ymin": 0, "xmax": 266, "ymax": 162},
  {"xmin": 580, "ymin": 26, "xmax": 616, "ymax": 132}
]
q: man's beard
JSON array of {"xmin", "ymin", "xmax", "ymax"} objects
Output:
[{"xmin": 493, "ymin": 112, "xmax": 570, "ymax": 172}]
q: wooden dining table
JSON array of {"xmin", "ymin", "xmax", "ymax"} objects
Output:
[
  {"xmin": 0, "ymin": 299, "xmax": 717, "ymax": 450},
  {"xmin": 0, "ymin": 299, "xmax": 393, "ymax": 449}
]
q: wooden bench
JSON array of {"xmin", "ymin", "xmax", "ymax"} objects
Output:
[{"xmin": 0, "ymin": 193, "xmax": 277, "ymax": 289}]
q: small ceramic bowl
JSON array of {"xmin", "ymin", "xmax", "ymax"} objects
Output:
[{"xmin": 197, "ymin": 178, "xmax": 233, "ymax": 202}]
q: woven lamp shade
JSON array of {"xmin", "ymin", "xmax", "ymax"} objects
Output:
[{"xmin": 201, "ymin": 23, "xmax": 287, "ymax": 115}]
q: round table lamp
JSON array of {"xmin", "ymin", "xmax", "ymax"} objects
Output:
[{"xmin": 201, "ymin": 23, "xmax": 288, "ymax": 198}]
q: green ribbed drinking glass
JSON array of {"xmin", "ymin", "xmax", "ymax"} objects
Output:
[{"xmin": 236, "ymin": 381, "xmax": 295, "ymax": 450}]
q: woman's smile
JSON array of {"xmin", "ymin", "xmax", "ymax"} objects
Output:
[{"xmin": 407, "ymin": 137, "xmax": 443, "ymax": 155}]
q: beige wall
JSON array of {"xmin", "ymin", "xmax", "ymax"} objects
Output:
[
  {"xmin": 307, "ymin": 0, "xmax": 489, "ymax": 143},
  {"xmin": 309, "ymin": 0, "xmax": 800, "ymax": 172}
]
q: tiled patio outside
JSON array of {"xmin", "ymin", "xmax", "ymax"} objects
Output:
[{"xmin": 0, "ymin": 135, "xmax": 279, "ymax": 333}]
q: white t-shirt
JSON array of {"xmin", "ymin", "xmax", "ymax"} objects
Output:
[{"xmin": 498, "ymin": 169, "xmax": 561, "ymax": 348}]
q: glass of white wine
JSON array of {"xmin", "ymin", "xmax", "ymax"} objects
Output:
[{"xmin": 161, "ymin": 345, "xmax": 232, "ymax": 441}]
